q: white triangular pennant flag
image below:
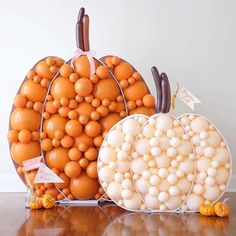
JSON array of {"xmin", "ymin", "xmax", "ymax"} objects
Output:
[
  {"xmin": 178, "ymin": 87, "xmax": 201, "ymax": 111},
  {"xmin": 22, "ymin": 156, "xmax": 42, "ymax": 171},
  {"xmin": 34, "ymin": 163, "xmax": 64, "ymax": 184}
]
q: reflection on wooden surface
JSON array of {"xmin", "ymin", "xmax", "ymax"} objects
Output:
[{"xmin": 0, "ymin": 193, "xmax": 235, "ymax": 236}]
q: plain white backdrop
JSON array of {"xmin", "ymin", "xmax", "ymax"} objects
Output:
[{"xmin": 0, "ymin": 0, "xmax": 235, "ymax": 191}]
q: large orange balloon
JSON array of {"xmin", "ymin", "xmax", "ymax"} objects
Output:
[
  {"xmin": 70, "ymin": 172, "xmax": 98, "ymax": 199},
  {"xmin": 45, "ymin": 147, "xmax": 70, "ymax": 171},
  {"xmin": 20, "ymin": 80, "xmax": 47, "ymax": 102},
  {"xmin": 50, "ymin": 76, "xmax": 76, "ymax": 99},
  {"xmin": 43, "ymin": 114, "xmax": 68, "ymax": 138},
  {"xmin": 11, "ymin": 141, "xmax": 41, "ymax": 165},
  {"xmin": 124, "ymin": 81, "xmax": 148, "ymax": 101},
  {"xmin": 93, "ymin": 79, "xmax": 120, "ymax": 101},
  {"xmin": 10, "ymin": 108, "xmax": 40, "ymax": 131}
]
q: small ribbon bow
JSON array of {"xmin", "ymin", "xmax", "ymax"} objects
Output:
[{"xmin": 71, "ymin": 48, "xmax": 96, "ymax": 75}]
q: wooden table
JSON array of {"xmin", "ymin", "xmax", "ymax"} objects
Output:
[{"xmin": 0, "ymin": 193, "xmax": 235, "ymax": 235}]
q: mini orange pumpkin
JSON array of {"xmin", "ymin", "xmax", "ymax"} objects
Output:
[
  {"xmin": 199, "ymin": 204, "xmax": 215, "ymax": 216},
  {"xmin": 29, "ymin": 199, "xmax": 43, "ymax": 210},
  {"xmin": 214, "ymin": 202, "xmax": 230, "ymax": 217},
  {"xmin": 41, "ymin": 194, "xmax": 55, "ymax": 209}
]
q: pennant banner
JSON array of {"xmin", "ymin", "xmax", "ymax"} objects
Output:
[
  {"xmin": 34, "ymin": 163, "xmax": 64, "ymax": 184},
  {"xmin": 177, "ymin": 87, "xmax": 201, "ymax": 110},
  {"xmin": 22, "ymin": 156, "xmax": 42, "ymax": 172}
]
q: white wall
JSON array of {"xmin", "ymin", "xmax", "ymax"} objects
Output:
[{"xmin": 0, "ymin": 0, "xmax": 235, "ymax": 192}]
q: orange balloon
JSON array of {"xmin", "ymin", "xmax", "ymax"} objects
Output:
[
  {"xmin": 45, "ymin": 187, "xmax": 59, "ymax": 200},
  {"xmin": 20, "ymin": 80, "xmax": 47, "ymax": 102},
  {"xmin": 74, "ymin": 78, "xmax": 93, "ymax": 97},
  {"xmin": 50, "ymin": 76, "xmax": 76, "ymax": 99},
  {"xmin": 10, "ymin": 108, "xmax": 40, "ymax": 131},
  {"xmin": 55, "ymin": 172, "xmax": 70, "ymax": 189},
  {"xmin": 73, "ymin": 55, "xmax": 97, "ymax": 78},
  {"xmin": 14, "ymin": 95, "xmax": 27, "ymax": 108},
  {"xmin": 113, "ymin": 61, "xmax": 133, "ymax": 81},
  {"xmin": 86, "ymin": 161, "xmax": 98, "ymax": 179},
  {"xmin": 96, "ymin": 66, "xmax": 109, "ymax": 79},
  {"xmin": 142, "ymin": 94, "xmax": 155, "ymax": 107},
  {"xmin": 11, "ymin": 141, "xmax": 41, "ymax": 165},
  {"xmin": 84, "ymin": 147, "xmax": 98, "ymax": 161},
  {"xmin": 129, "ymin": 106, "xmax": 156, "ymax": 116},
  {"xmin": 45, "ymin": 147, "xmax": 70, "ymax": 171},
  {"xmin": 68, "ymin": 147, "xmax": 81, "ymax": 161},
  {"xmin": 41, "ymin": 138, "xmax": 53, "ymax": 151},
  {"xmin": 43, "ymin": 114, "xmax": 68, "ymax": 138},
  {"xmin": 35, "ymin": 60, "xmax": 54, "ymax": 79},
  {"xmin": 60, "ymin": 64, "xmax": 73, "ymax": 78},
  {"xmin": 7, "ymin": 130, "xmax": 19, "ymax": 143},
  {"xmin": 25, "ymin": 170, "xmax": 38, "ymax": 186},
  {"xmin": 70, "ymin": 172, "xmax": 98, "ymax": 199},
  {"xmin": 76, "ymin": 102, "xmax": 95, "ymax": 117},
  {"xmin": 18, "ymin": 129, "xmax": 32, "ymax": 143},
  {"xmin": 124, "ymin": 81, "xmax": 148, "ymax": 101},
  {"xmin": 65, "ymin": 120, "xmax": 82, "ymax": 137},
  {"xmin": 85, "ymin": 121, "xmax": 101, "ymax": 137},
  {"xmin": 64, "ymin": 161, "xmax": 81, "ymax": 178},
  {"xmin": 93, "ymin": 135, "xmax": 103, "ymax": 147},
  {"xmin": 45, "ymin": 101, "xmax": 57, "ymax": 114},
  {"xmin": 100, "ymin": 113, "xmax": 121, "ymax": 131},
  {"xmin": 61, "ymin": 135, "xmax": 74, "ymax": 148},
  {"xmin": 93, "ymin": 78, "xmax": 120, "ymax": 101},
  {"xmin": 74, "ymin": 132, "xmax": 93, "ymax": 147}
]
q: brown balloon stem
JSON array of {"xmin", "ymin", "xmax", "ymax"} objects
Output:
[
  {"xmin": 76, "ymin": 7, "xmax": 85, "ymax": 50},
  {"xmin": 151, "ymin": 66, "xmax": 162, "ymax": 113},
  {"xmin": 83, "ymin": 15, "xmax": 90, "ymax": 51}
]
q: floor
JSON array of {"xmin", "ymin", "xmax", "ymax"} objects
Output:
[{"xmin": 0, "ymin": 193, "xmax": 235, "ymax": 236}]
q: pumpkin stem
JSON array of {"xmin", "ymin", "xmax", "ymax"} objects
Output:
[{"xmin": 76, "ymin": 7, "xmax": 85, "ymax": 50}]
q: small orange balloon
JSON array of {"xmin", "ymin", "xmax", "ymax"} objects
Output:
[
  {"xmin": 96, "ymin": 66, "xmax": 109, "ymax": 79},
  {"xmin": 85, "ymin": 121, "xmax": 101, "ymax": 137},
  {"xmin": 113, "ymin": 61, "xmax": 133, "ymax": 81},
  {"xmin": 33, "ymin": 102, "xmax": 43, "ymax": 112},
  {"xmin": 70, "ymin": 172, "xmax": 98, "ymax": 199},
  {"xmin": 65, "ymin": 120, "xmax": 82, "ymax": 137},
  {"xmin": 111, "ymin": 56, "xmax": 121, "ymax": 66},
  {"xmin": 62, "ymin": 188, "xmax": 70, "ymax": 196},
  {"xmin": 45, "ymin": 147, "xmax": 70, "ymax": 171},
  {"xmin": 55, "ymin": 172, "xmax": 70, "ymax": 189},
  {"xmin": 96, "ymin": 105, "xmax": 109, "ymax": 117},
  {"xmin": 45, "ymin": 101, "xmax": 57, "ymax": 114},
  {"xmin": 69, "ymin": 73, "xmax": 79, "ymax": 83},
  {"xmin": 68, "ymin": 147, "xmax": 81, "ymax": 161},
  {"xmin": 78, "ymin": 115, "xmax": 89, "ymax": 125},
  {"xmin": 93, "ymin": 135, "xmax": 103, "ymax": 147},
  {"xmin": 41, "ymin": 138, "xmax": 53, "ymax": 151},
  {"xmin": 27, "ymin": 70, "xmax": 36, "ymax": 80},
  {"xmin": 64, "ymin": 161, "xmax": 81, "ymax": 178},
  {"xmin": 74, "ymin": 78, "xmax": 93, "ymax": 97},
  {"xmin": 61, "ymin": 135, "xmax": 74, "ymax": 148},
  {"xmin": 142, "ymin": 94, "xmax": 155, "ymax": 107},
  {"xmin": 76, "ymin": 102, "xmax": 95, "ymax": 117},
  {"xmin": 25, "ymin": 170, "xmax": 37, "ymax": 186},
  {"xmin": 14, "ymin": 95, "xmax": 27, "ymax": 108},
  {"xmin": 18, "ymin": 129, "xmax": 31, "ymax": 143},
  {"xmin": 84, "ymin": 147, "xmax": 98, "ymax": 161},
  {"xmin": 79, "ymin": 158, "xmax": 89, "ymax": 169},
  {"xmin": 7, "ymin": 130, "xmax": 19, "ymax": 143},
  {"xmin": 45, "ymin": 187, "xmax": 59, "ymax": 200},
  {"xmin": 86, "ymin": 161, "xmax": 98, "ymax": 179},
  {"xmin": 60, "ymin": 64, "xmax": 73, "ymax": 78}
]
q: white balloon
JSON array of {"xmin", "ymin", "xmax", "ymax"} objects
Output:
[
  {"xmin": 122, "ymin": 118, "xmax": 141, "ymax": 136},
  {"xmin": 135, "ymin": 138, "xmax": 151, "ymax": 155},
  {"xmin": 186, "ymin": 193, "xmax": 204, "ymax": 211},
  {"xmin": 107, "ymin": 130, "xmax": 125, "ymax": 147},
  {"xmin": 107, "ymin": 182, "xmax": 122, "ymax": 200},
  {"xmin": 99, "ymin": 147, "xmax": 116, "ymax": 163},
  {"xmin": 131, "ymin": 158, "xmax": 148, "ymax": 174},
  {"xmin": 99, "ymin": 166, "xmax": 115, "ymax": 182},
  {"xmin": 156, "ymin": 115, "xmax": 173, "ymax": 131}
]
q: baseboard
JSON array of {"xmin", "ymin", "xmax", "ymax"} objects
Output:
[{"xmin": 0, "ymin": 174, "xmax": 235, "ymax": 192}]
